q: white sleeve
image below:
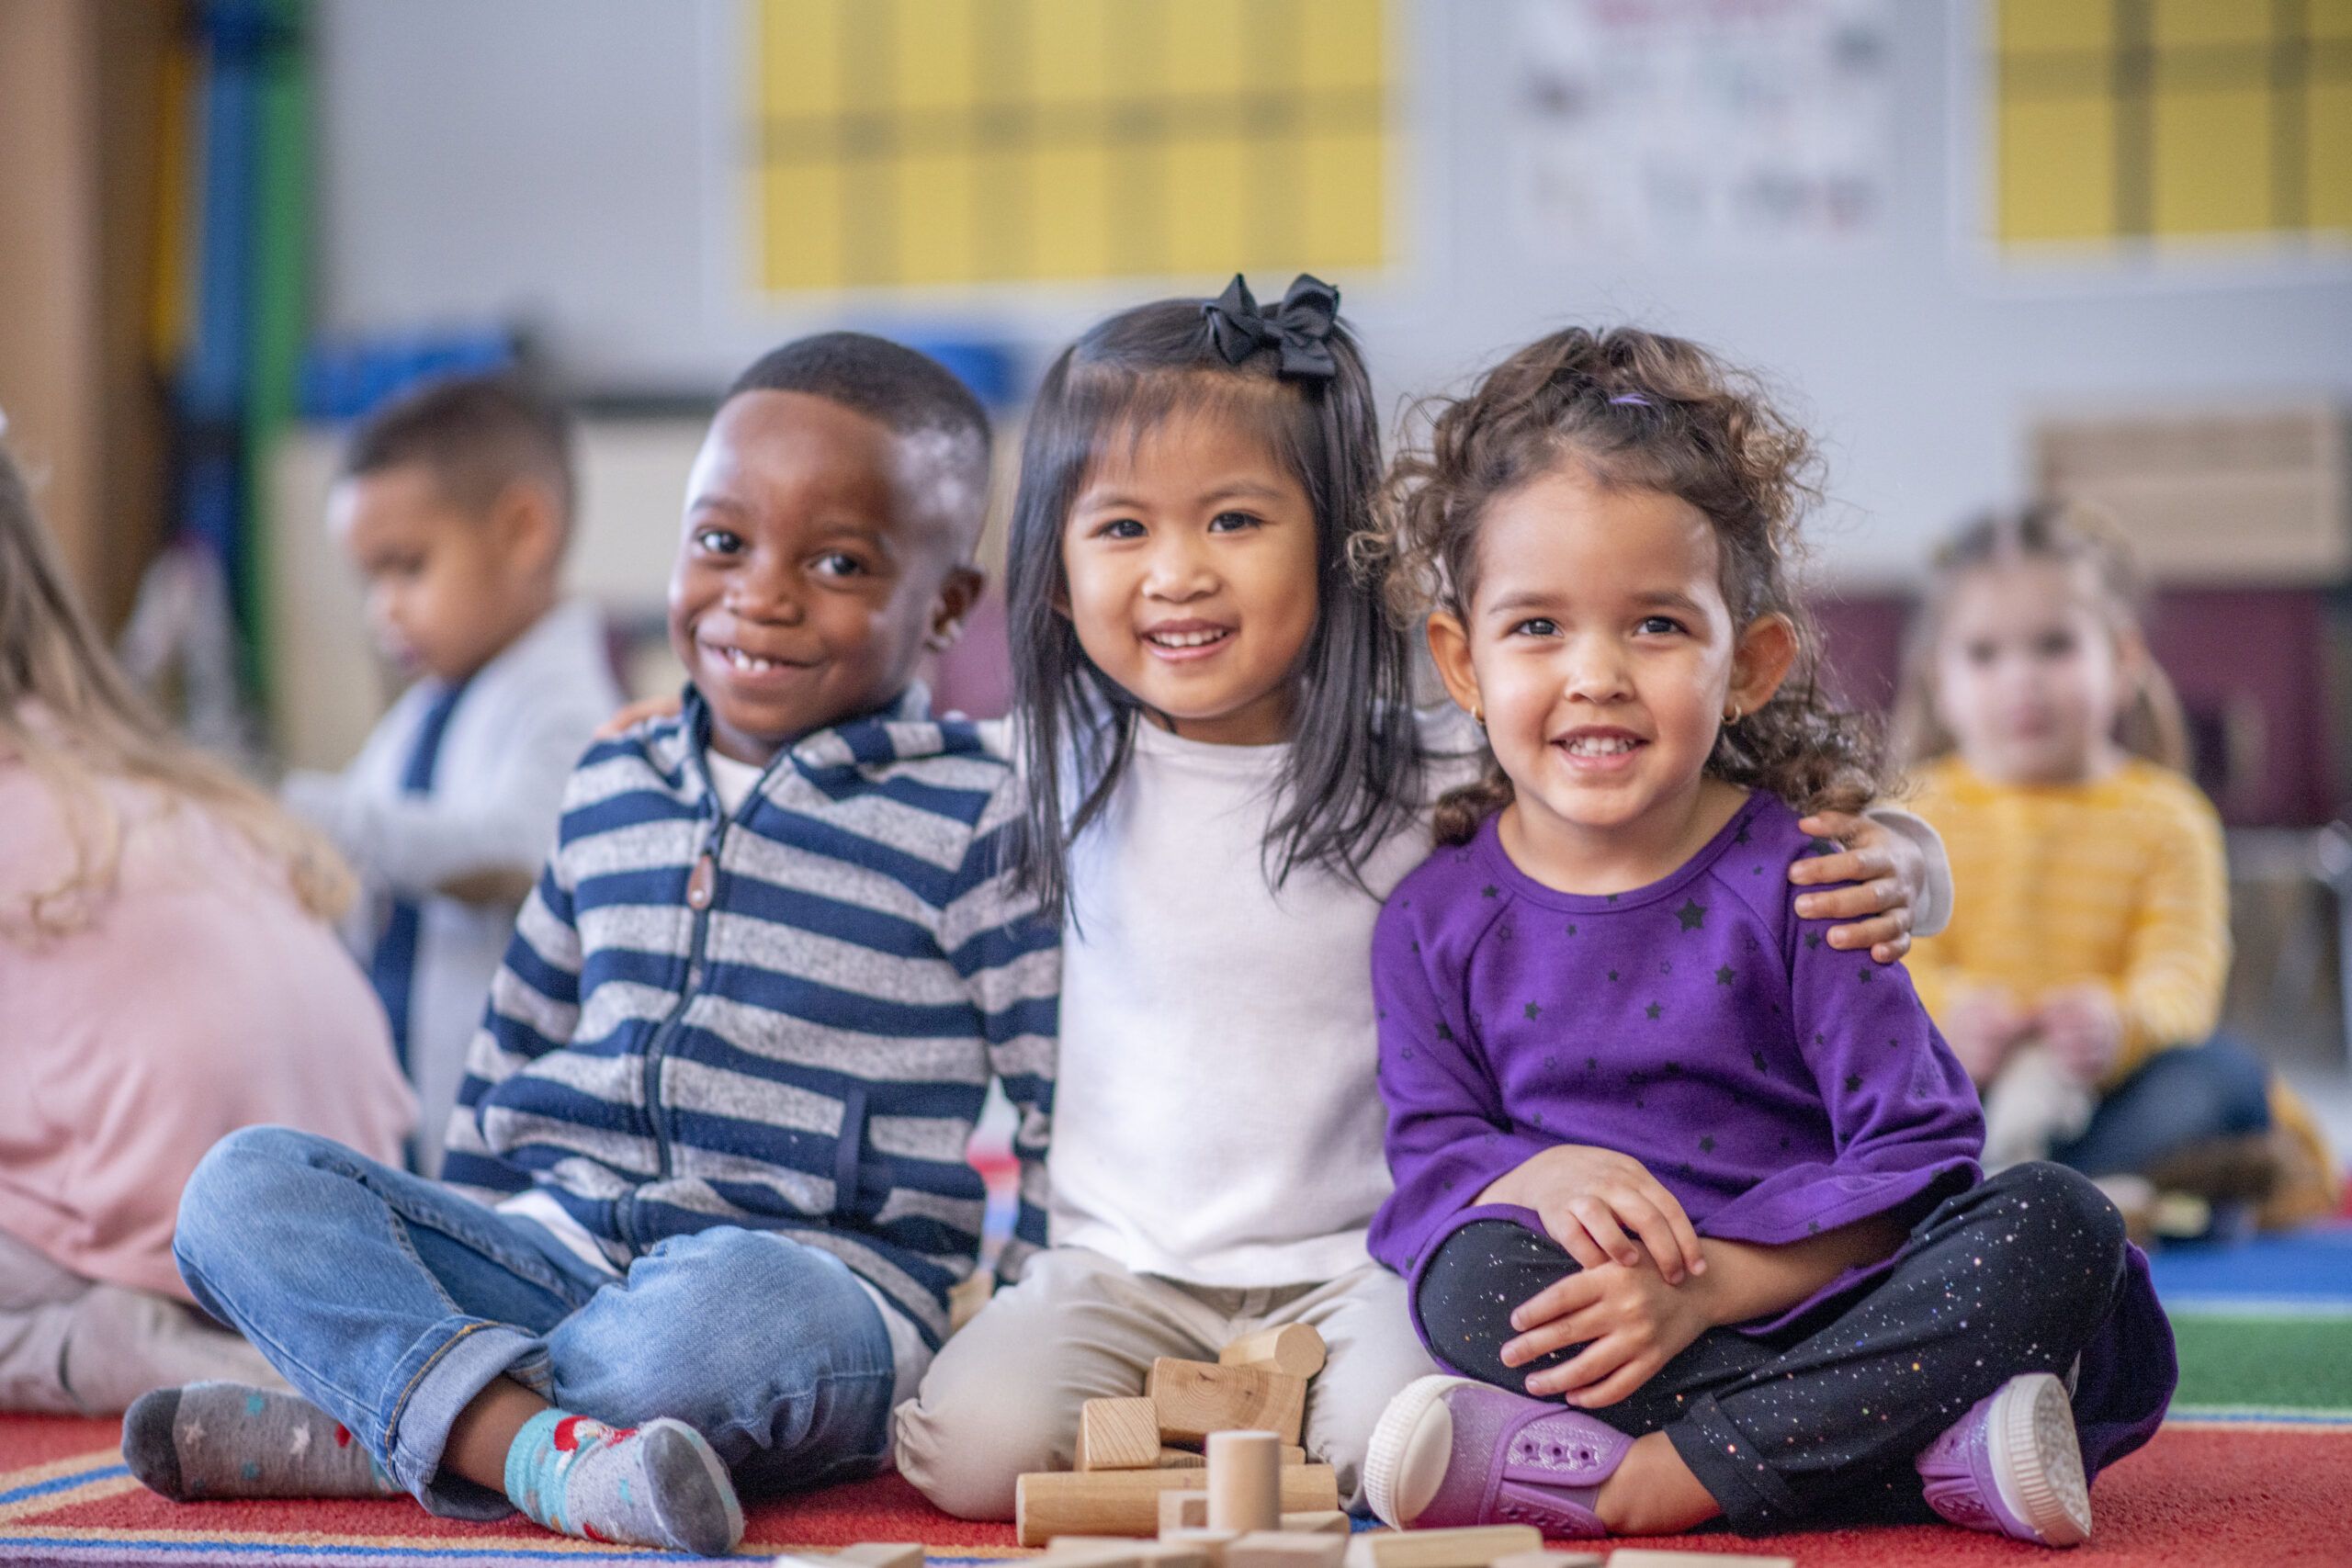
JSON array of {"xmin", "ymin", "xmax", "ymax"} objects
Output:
[
  {"xmin": 1862, "ymin": 806, "xmax": 1952, "ymax": 939},
  {"xmin": 284, "ymin": 701, "xmax": 595, "ymax": 897}
]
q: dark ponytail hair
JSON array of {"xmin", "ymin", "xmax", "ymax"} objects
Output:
[
  {"xmin": 1005, "ymin": 278, "xmax": 1421, "ymax": 919},
  {"xmin": 1370, "ymin": 325, "xmax": 1881, "ymax": 845}
]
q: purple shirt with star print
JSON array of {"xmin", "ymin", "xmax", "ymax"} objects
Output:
[
  {"xmin": 1367, "ymin": 791, "xmax": 2178, "ymax": 1474},
  {"xmin": 1367, "ymin": 791, "xmax": 1984, "ymax": 1298}
]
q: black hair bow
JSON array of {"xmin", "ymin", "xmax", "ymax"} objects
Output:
[{"xmin": 1202, "ymin": 273, "xmax": 1341, "ymax": 380}]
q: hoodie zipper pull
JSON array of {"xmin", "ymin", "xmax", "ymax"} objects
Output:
[{"xmin": 686, "ymin": 851, "xmax": 715, "ymax": 910}]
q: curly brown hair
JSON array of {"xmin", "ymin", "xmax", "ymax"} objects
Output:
[{"xmin": 1369, "ymin": 325, "xmax": 1882, "ymax": 845}]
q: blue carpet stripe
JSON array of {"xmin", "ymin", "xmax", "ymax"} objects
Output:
[
  {"xmin": 2166, "ymin": 1406, "xmax": 2352, "ymax": 1426},
  {"xmin": 0, "ymin": 1461, "xmax": 130, "ymax": 1506},
  {"xmin": 2145, "ymin": 1223, "xmax": 2352, "ymax": 1306}
]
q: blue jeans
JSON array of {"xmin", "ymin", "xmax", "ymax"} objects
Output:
[
  {"xmin": 2051, "ymin": 1038, "xmax": 2273, "ymax": 1178},
  {"xmin": 173, "ymin": 1127, "xmax": 896, "ymax": 1519}
]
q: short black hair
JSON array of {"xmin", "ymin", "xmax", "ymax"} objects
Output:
[
  {"xmin": 727, "ymin": 333, "xmax": 993, "ymax": 542},
  {"xmin": 341, "ymin": 374, "xmax": 574, "ymax": 526}
]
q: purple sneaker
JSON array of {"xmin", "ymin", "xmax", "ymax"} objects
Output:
[
  {"xmin": 1363, "ymin": 1375, "xmax": 1633, "ymax": 1538},
  {"xmin": 1915, "ymin": 1372, "xmax": 2091, "ymax": 1547}
]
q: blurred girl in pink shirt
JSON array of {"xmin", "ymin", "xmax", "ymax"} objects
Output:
[{"xmin": 0, "ymin": 440, "xmax": 413, "ymax": 1413}]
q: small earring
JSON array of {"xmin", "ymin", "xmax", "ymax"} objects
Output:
[
  {"xmin": 1471, "ymin": 703, "xmax": 1486, "ymax": 728},
  {"xmin": 1723, "ymin": 702, "xmax": 1741, "ymax": 724}
]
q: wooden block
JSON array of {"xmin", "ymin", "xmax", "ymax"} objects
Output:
[
  {"xmin": 1049, "ymin": 1539, "xmax": 1215, "ymax": 1568},
  {"xmin": 1159, "ymin": 1529, "xmax": 1241, "ymax": 1568},
  {"xmin": 1227, "ymin": 1531, "xmax": 1347, "ymax": 1568},
  {"xmin": 1488, "ymin": 1553, "xmax": 1605, "ymax": 1568},
  {"xmin": 1278, "ymin": 1511, "xmax": 1349, "ymax": 1534},
  {"xmin": 1080, "ymin": 1397, "xmax": 1166, "ymax": 1472},
  {"xmin": 1017, "ymin": 1466, "xmax": 1339, "ymax": 1546},
  {"xmin": 1206, "ymin": 1430, "xmax": 1282, "ymax": 1533},
  {"xmin": 1148, "ymin": 1358, "xmax": 1308, "ymax": 1446},
  {"xmin": 1037, "ymin": 1540, "xmax": 1146, "ymax": 1568},
  {"xmin": 1159, "ymin": 1489, "xmax": 1210, "ymax": 1532},
  {"xmin": 1158, "ymin": 1445, "xmax": 1298, "ymax": 1468},
  {"xmin": 1342, "ymin": 1526, "xmax": 1543, "ymax": 1568},
  {"xmin": 838, "ymin": 1548, "xmax": 926, "ymax": 1568},
  {"xmin": 1218, "ymin": 1324, "xmax": 1328, "ymax": 1380},
  {"xmin": 1603, "ymin": 1554, "xmax": 1793, "ymax": 1568}
]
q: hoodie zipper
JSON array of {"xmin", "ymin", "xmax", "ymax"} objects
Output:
[{"xmin": 618, "ymin": 734, "xmax": 781, "ymax": 1249}]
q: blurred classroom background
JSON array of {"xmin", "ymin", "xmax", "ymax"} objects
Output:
[{"xmin": 3, "ymin": 0, "xmax": 2350, "ymax": 1164}]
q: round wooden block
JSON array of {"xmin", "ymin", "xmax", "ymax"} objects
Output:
[{"xmin": 1205, "ymin": 1430, "xmax": 1281, "ymax": 1534}]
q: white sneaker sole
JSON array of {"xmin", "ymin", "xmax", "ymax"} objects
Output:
[
  {"xmin": 1984, "ymin": 1371, "xmax": 2092, "ymax": 1548},
  {"xmin": 1363, "ymin": 1375, "xmax": 1478, "ymax": 1529}
]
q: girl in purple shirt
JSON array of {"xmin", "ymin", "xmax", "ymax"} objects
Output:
[{"xmin": 1358, "ymin": 328, "xmax": 2174, "ymax": 1549}]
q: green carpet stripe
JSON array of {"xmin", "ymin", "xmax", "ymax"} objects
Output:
[{"xmin": 2168, "ymin": 1313, "xmax": 2352, "ymax": 1411}]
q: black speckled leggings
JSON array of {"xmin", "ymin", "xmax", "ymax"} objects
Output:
[{"xmin": 1410, "ymin": 1162, "xmax": 2129, "ymax": 1533}]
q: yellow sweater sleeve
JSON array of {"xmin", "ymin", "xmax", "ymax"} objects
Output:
[
  {"xmin": 1900, "ymin": 761, "xmax": 2005, "ymax": 1030},
  {"xmin": 2104, "ymin": 775, "xmax": 2231, "ymax": 1080}
]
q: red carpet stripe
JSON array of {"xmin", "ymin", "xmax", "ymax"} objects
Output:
[{"xmin": 2, "ymin": 1416, "xmax": 2345, "ymax": 1565}]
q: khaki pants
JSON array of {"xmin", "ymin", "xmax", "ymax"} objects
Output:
[
  {"xmin": 0, "ymin": 1227, "xmax": 282, "ymax": 1414},
  {"xmin": 894, "ymin": 1247, "xmax": 1437, "ymax": 1519}
]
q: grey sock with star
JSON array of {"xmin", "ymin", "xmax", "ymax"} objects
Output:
[{"xmin": 122, "ymin": 1382, "xmax": 400, "ymax": 1501}]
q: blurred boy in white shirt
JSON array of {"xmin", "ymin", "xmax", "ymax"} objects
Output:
[{"xmin": 283, "ymin": 376, "xmax": 621, "ymax": 1171}]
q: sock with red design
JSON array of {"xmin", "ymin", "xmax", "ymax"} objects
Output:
[
  {"xmin": 502, "ymin": 1407, "xmax": 742, "ymax": 1555},
  {"xmin": 122, "ymin": 1382, "xmax": 400, "ymax": 1500}
]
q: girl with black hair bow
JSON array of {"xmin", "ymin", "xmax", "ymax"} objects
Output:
[{"xmin": 891, "ymin": 278, "xmax": 1949, "ymax": 1520}]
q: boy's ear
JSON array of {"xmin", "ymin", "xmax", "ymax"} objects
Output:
[
  {"xmin": 1727, "ymin": 613, "xmax": 1799, "ymax": 717},
  {"xmin": 492, "ymin": 478, "xmax": 566, "ymax": 579},
  {"xmin": 925, "ymin": 564, "xmax": 987, "ymax": 652},
  {"xmin": 1424, "ymin": 610, "xmax": 1483, "ymax": 721}
]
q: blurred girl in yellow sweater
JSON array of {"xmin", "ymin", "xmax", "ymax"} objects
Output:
[{"xmin": 1895, "ymin": 502, "xmax": 2335, "ymax": 1236}]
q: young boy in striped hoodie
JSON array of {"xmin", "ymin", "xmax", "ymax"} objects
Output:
[{"xmin": 123, "ymin": 334, "xmax": 1057, "ymax": 1559}]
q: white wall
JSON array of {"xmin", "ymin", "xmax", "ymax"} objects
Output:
[{"xmin": 314, "ymin": 0, "xmax": 2352, "ymax": 586}]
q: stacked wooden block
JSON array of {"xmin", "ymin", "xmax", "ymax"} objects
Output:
[
  {"xmin": 757, "ymin": 1325, "xmax": 1745, "ymax": 1568},
  {"xmin": 1015, "ymin": 1324, "xmax": 1792, "ymax": 1568},
  {"xmin": 1017, "ymin": 1325, "xmax": 1336, "ymax": 1546}
]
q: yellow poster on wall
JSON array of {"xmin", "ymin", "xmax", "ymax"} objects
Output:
[
  {"xmin": 747, "ymin": 0, "xmax": 1391, "ymax": 291},
  {"xmin": 1991, "ymin": 0, "xmax": 2352, "ymax": 250}
]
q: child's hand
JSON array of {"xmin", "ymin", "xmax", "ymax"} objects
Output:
[
  {"xmin": 1499, "ymin": 1253, "xmax": 1712, "ymax": 1405},
  {"xmin": 2037, "ymin": 985, "xmax": 2122, "ymax": 1084},
  {"xmin": 594, "ymin": 694, "xmax": 683, "ymax": 740},
  {"xmin": 1790, "ymin": 809, "xmax": 1924, "ymax": 962},
  {"xmin": 1942, "ymin": 987, "xmax": 2030, "ymax": 1084},
  {"xmin": 1476, "ymin": 1145, "xmax": 1706, "ymax": 1284}
]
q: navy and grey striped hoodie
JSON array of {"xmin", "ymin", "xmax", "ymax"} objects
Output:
[{"xmin": 441, "ymin": 685, "xmax": 1056, "ymax": 1348}]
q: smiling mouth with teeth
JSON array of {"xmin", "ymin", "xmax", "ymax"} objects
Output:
[
  {"xmin": 1146, "ymin": 627, "xmax": 1231, "ymax": 649},
  {"xmin": 713, "ymin": 643, "xmax": 800, "ymax": 674},
  {"xmin": 1560, "ymin": 734, "xmax": 1642, "ymax": 756}
]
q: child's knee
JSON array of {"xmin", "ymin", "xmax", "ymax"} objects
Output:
[
  {"xmin": 894, "ymin": 1256, "xmax": 1129, "ymax": 1518},
  {"xmin": 175, "ymin": 1126, "xmax": 330, "ymax": 1268},
  {"xmin": 893, "ymin": 1367, "xmax": 1046, "ymax": 1519},
  {"xmin": 1411, "ymin": 1218, "xmax": 1579, "ymax": 1385},
  {"xmin": 1982, "ymin": 1162, "xmax": 2128, "ymax": 1302},
  {"xmin": 607, "ymin": 1229, "xmax": 887, "ymax": 1379}
]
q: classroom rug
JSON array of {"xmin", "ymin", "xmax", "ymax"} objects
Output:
[
  {"xmin": 0, "ymin": 1413, "xmax": 2345, "ymax": 1567},
  {"xmin": 2150, "ymin": 1217, "xmax": 2352, "ymax": 1423}
]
